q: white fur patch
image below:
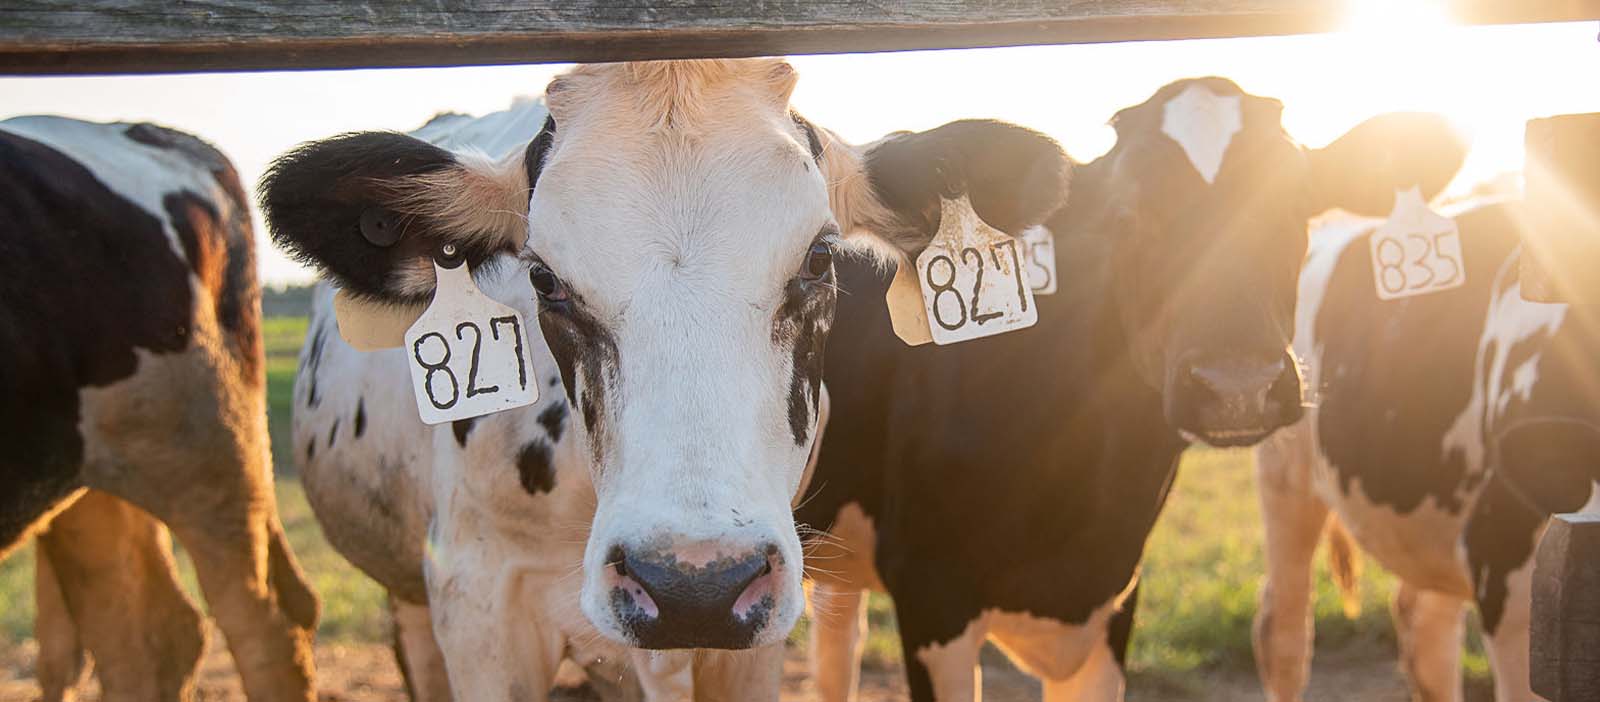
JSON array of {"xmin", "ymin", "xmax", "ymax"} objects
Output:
[{"xmin": 1160, "ymin": 85, "xmax": 1243, "ymax": 185}]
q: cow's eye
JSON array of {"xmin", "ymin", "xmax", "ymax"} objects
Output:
[
  {"xmin": 529, "ymin": 262, "xmax": 568, "ymax": 303},
  {"xmin": 800, "ymin": 240, "xmax": 833, "ymax": 281}
]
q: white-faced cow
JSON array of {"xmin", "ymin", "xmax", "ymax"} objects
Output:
[
  {"xmin": 1253, "ymin": 197, "xmax": 1600, "ymax": 702},
  {"xmin": 0, "ymin": 116, "xmax": 318, "ymax": 700},
  {"xmin": 792, "ymin": 77, "xmax": 1468, "ymax": 701},
  {"xmin": 263, "ymin": 59, "xmax": 1070, "ymax": 701}
]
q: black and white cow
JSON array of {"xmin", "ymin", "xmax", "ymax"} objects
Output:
[
  {"xmin": 793, "ymin": 77, "xmax": 1469, "ymax": 701},
  {"xmin": 265, "ymin": 59, "xmax": 1071, "ymax": 701},
  {"xmin": 0, "ymin": 116, "xmax": 318, "ymax": 700},
  {"xmin": 1253, "ymin": 198, "xmax": 1600, "ymax": 702}
]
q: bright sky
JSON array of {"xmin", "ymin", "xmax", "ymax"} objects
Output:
[{"xmin": 2, "ymin": 15, "xmax": 1595, "ymax": 286}]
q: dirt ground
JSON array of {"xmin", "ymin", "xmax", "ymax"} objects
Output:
[{"xmin": 1, "ymin": 630, "xmax": 1477, "ymax": 702}]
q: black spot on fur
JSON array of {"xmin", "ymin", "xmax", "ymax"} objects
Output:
[
  {"xmin": 516, "ymin": 441, "xmax": 556, "ymax": 495},
  {"xmin": 302, "ymin": 321, "xmax": 329, "ymax": 408},
  {"xmin": 537, "ymin": 292, "xmax": 619, "ymax": 463},
  {"xmin": 523, "ymin": 116, "xmax": 555, "ymax": 195},
  {"xmin": 305, "ymin": 439, "xmax": 316, "ymax": 461},
  {"xmin": 328, "ymin": 419, "xmax": 339, "ymax": 449},
  {"xmin": 354, "ymin": 399, "xmax": 366, "ymax": 438},
  {"xmin": 537, "ymin": 402, "xmax": 567, "ymax": 443},
  {"xmin": 776, "ymin": 278, "xmax": 834, "ymax": 447},
  {"xmin": 451, "ymin": 418, "xmax": 475, "ymax": 448}
]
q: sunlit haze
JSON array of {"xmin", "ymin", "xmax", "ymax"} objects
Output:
[{"xmin": 2, "ymin": 19, "xmax": 1594, "ymax": 286}]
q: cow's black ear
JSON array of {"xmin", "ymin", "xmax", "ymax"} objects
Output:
[
  {"xmin": 260, "ymin": 132, "xmax": 528, "ymax": 304},
  {"xmin": 1308, "ymin": 112, "xmax": 1468, "ymax": 217},
  {"xmin": 860, "ymin": 119, "xmax": 1071, "ymax": 254}
]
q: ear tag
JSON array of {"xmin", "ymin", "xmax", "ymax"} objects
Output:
[
  {"xmin": 885, "ymin": 194, "xmax": 1039, "ymax": 346},
  {"xmin": 402, "ymin": 261, "xmax": 538, "ymax": 425},
  {"xmin": 332, "ymin": 290, "xmax": 424, "ymax": 351},
  {"xmin": 1020, "ymin": 225, "xmax": 1058, "ymax": 296},
  {"xmin": 1368, "ymin": 186, "xmax": 1465, "ymax": 300}
]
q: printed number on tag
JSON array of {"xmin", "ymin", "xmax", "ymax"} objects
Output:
[
  {"xmin": 1369, "ymin": 187, "xmax": 1465, "ymax": 300},
  {"xmin": 1020, "ymin": 225, "xmax": 1057, "ymax": 295},
  {"xmin": 912, "ymin": 195, "xmax": 1038, "ymax": 345},
  {"xmin": 404, "ymin": 262, "xmax": 539, "ymax": 425}
]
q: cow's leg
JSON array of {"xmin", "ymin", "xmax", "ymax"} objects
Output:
[
  {"xmin": 390, "ymin": 595, "xmax": 453, "ymax": 702},
  {"xmin": 164, "ymin": 505, "xmax": 319, "ymax": 702},
  {"xmin": 896, "ymin": 595, "xmax": 985, "ymax": 702},
  {"xmin": 689, "ymin": 644, "xmax": 783, "ymax": 702},
  {"xmin": 35, "ymin": 539, "xmax": 89, "ymax": 702},
  {"xmin": 1039, "ymin": 641, "xmax": 1123, "ymax": 702},
  {"xmin": 1477, "ymin": 561, "xmax": 1535, "ymax": 702},
  {"xmin": 36, "ymin": 490, "xmax": 208, "ymax": 701},
  {"xmin": 1253, "ymin": 424, "xmax": 1329, "ymax": 702},
  {"xmin": 1391, "ymin": 582, "xmax": 1465, "ymax": 702},
  {"xmin": 808, "ymin": 580, "xmax": 868, "ymax": 702},
  {"xmin": 427, "ymin": 539, "xmax": 563, "ymax": 702}
]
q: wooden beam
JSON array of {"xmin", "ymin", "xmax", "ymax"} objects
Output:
[
  {"xmin": 1532, "ymin": 513, "xmax": 1600, "ymax": 702},
  {"xmin": 2, "ymin": 0, "xmax": 1598, "ymax": 76}
]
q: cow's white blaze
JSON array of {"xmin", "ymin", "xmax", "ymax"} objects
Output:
[{"xmin": 1160, "ymin": 84, "xmax": 1243, "ymax": 185}]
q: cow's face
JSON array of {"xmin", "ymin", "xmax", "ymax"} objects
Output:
[
  {"xmin": 1089, "ymin": 77, "xmax": 1466, "ymax": 447},
  {"xmin": 261, "ymin": 59, "xmax": 1067, "ymax": 651}
]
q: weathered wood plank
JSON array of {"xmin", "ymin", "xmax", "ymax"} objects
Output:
[
  {"xmin": 2, "ymin": 0, "xmax": 1598, "ymax": 75},
  {"xmin": 1531, "ymin": 513, "xmax": 1600, "ymax": 702}
]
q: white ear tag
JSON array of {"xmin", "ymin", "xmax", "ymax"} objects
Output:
[
  {"xmin": 1020, "ymin": 225, "xmax": 1058, "ymax": 295},
  {"xmin": 403, "ymin": 262, "xmax": 538, "ymax": 425},
  {"xmin": 1368, "ymin": 186, "xmax": 1465, "ymax": 300},
  {"xmin": 885, "ymin": 194, "xmax": 1039, "ymax": 346}
]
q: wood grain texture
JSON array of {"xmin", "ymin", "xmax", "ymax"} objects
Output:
[
  {"xmin": 1531, "ymin": 513, "xmax": 1600, "ymax": 702},
  {"xmin": 2, "ymin": 0, "xmax": 1598, "ymax": 74}
]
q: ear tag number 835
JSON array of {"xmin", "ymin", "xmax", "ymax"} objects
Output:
[
  {"xmin": 404, "ymin": 261, "xmax": 538, "ymax": 425},
  {"xmin": 1368, "ymin": 186, "xmax": 1465, "ymax": 301},
  {"xmin": 885, "ymin": 194, "xmax": 1039, "ymax": 346}
]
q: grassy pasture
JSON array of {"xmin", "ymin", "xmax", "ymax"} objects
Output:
[{"xmin": 0, "ymin": 314, "xmax": 1492, "ymax": 693}]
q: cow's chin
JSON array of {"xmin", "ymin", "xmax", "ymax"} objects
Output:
[{"xmin": 580, "ymin": 520, "xmax": 805, "ymax": 651}]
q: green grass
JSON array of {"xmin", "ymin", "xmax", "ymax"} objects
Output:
[{"xmin": 0, "ymin": 314, "xmax": 1489, "ymax": 686}]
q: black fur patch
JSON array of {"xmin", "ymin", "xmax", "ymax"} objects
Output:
[
  {"xmin": 524, "ymin": 116, "xmax": 555, "ymax": 195},
  {"xmin": 515, "ymin": 440, "xmax": 556, "ymax": 495},
  {"xmin": 537, "ymin": 402, "xmax": 567, "ymax": 443},
  {"xmin": 259, "ymin": 132, "xmax": 515, "ymax": 304},
  {"xmin": 328, "ymin": 419, "xmax": 339, "ymax": 448},
  {"xmin": 775, "ymin": 277, "xmax": 834, "ymax": 447},
  {"xmin": 0, "ymin": 128, "xmax": 197, "ymax": 549},
  {"xmin": 302, "ymin": 321, "xmax": 329, "ymax": 408},
  {"xmin": 354, "ymin": 399, "xmax": 367, "ymax": 438},
  {"xmin": 451, "ymin": 418, "xmax": 475, "ymax": 448},
  {"xmin": 538, "ymin": 293, "xmax": 619, "ymax": 463}
]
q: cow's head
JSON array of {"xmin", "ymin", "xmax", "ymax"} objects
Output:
[
  {"xmin": 1072, "ymin": 77, "xmax": 1466, "ymax": 446},
  {"xmin": 261, "ymin": 60, "xmax": 1067, "ymax": 650}
]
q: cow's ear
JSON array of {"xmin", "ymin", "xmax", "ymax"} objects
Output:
[
  {"xmin": 820, "ymin": 120, "xmax": 1070, "ymax": 260},
  {"xmin": 260, "ymin": 132, "xmax": 528, "ymax": 305},
  {"xmin": 1308, "ymin": 112, "xmax": 1468, "ymax": 217}
]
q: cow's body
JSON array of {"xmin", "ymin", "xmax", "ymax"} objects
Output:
[
  {"xmin": 0, "ymin": 116, "xmax": 317, "ymax": 700},
  {"xmin": 792, "ymin": 79, "xmax": 1471, "ymax": 702},
  {"xmin": 1254, "ymin": 202, "xmax": 1600, "ymax": 702},
  {"xmin": 273, "ymin": 60, "xmax": 1071, "ymax": 701}
]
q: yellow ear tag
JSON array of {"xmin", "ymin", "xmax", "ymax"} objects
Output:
[
  {"xmin": 884, "ymin": 194, "xmax": 1039, "ymax": 346},
  {"xmin": 331, "ymin": 290, "xmax": 424, "ymax": 351}
]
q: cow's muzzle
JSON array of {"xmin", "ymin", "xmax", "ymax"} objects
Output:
[
  {"xmin": 604, "ymin": 539, "xmax": 783, "ymax": 650},
  {"xmin": 1168, "ymin": 352, "xmax": 1302, "ymax": 447}
]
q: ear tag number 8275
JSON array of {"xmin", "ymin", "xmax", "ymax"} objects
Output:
[
  {"xmin": 1368, "ymin": 186, "xmax": 1465, "ymax": 301},
  {"xmin": 885, "ymin": 194, "xmax": 1039, "ymax": 346},
  {"xmin": 404, "ymin": 261, "xmax": 538, "ymax": 425}
]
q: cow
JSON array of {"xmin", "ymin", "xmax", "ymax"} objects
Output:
[
  {"xmin": 792, "ymin": 77, "xmax": 1470, "ymax": 701},
  {"xmin": 263, "ymin": 58, "xmax": 1072, "ymax": 701},
  {"xmin": 0, "ymin": 116, "xmax": 319, "ymax": 700},
  {"xmin": 1252, "ymin": 197, "xmax": 1600, "ymax": 702}
]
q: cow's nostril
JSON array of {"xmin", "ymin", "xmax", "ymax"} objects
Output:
[
  {"xmin": 610, "ymin": 542, "xmax": 779, "ymax": 650},
  {"xmin": 607, "ymin": 544, "xmax": 628, "ymax": 577}
]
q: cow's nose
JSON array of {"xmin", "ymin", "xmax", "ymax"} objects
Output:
[
  {"xmin": 606, "ymin": 541, "xmax": 780, "ymax": 650},
  {"xmin": 1174, "ymin": 354, "xmax": 1298, "ymax": 446}
]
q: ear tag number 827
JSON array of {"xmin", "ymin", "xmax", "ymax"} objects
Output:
[
  {"xmin": 885, "ymin": 194, "xmax": 1039, "ymax": 346},
  {"xmin": 404, "ymin": 260, "xmax": 538, "ymax": 425},
  {"xmin": 1368, "ymin": 186, "xmax": 1465, "ymax": 301}
]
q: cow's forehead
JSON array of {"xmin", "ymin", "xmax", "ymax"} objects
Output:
[
  {"xmin": 525, "ymin": 123, "xmax": 830, "ymax": 316},
  {"xmin": 1160, "ymin": 84, "xmax": 1243, "ymax": 185}
]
